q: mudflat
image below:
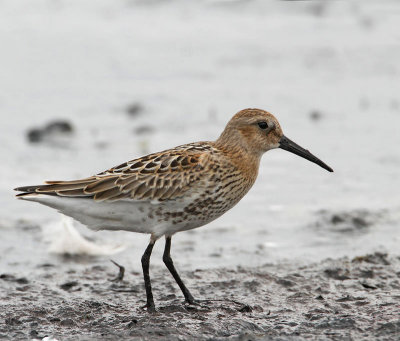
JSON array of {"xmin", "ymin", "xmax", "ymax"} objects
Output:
[{"xmin": 1, "ymin": 245, "xmax": 399, "ymax": 340}]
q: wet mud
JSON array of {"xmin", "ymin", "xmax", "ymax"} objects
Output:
[{"xmin": 1, "ymin": 252, "xmax": 399, "ymax": 340}]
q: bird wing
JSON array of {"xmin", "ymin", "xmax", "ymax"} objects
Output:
[{"xmin": 14, "ymin": 143, "xmax": 215, "ymax": 202}]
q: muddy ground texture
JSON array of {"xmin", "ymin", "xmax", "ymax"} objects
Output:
[{"xmin": 1, "ymin": 251, "xmax": 399, "ymax": 340}]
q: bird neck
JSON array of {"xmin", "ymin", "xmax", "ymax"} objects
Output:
[{"xmin": 214, "ymin": 129, "xmax": 262, "ymax": 180}]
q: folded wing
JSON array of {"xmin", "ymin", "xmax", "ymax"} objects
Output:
[{"xmin": 14, "ymin": 144, "xmax": 212, "ymax": 202}]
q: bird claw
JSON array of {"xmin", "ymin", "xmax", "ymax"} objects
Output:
[{"xmin": 184, "ymin": 299, "xmax": 211, "ymax": 311}]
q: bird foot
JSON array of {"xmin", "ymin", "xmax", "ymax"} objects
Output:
[
  {"xmin": 140, "ymin": 303, "xmax": 156, "ymax": 313},
  {"xmin": 183, "ymin": 298, "xmax": 211, "ymax": 311},
  {"xmin": 191, "ymin": 298, "xmax": 251, "ymax": 311},
  {"xmin": 184, "ymin": 297, "xmax": 198, "ymax": 305}
]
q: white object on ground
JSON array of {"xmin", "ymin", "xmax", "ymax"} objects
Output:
[{"xmin": 42, "ymin": 215, "xmax": 126, "ymax": 256}]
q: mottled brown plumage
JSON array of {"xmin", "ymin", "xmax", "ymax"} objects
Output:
[{"xmin": 14, "ymin": 108, "xmax": 333, "ymax": 312}]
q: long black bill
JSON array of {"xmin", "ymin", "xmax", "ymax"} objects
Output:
[{"xmin": 279, "ymin": 135, "xmax": 333, "ymax": 172}]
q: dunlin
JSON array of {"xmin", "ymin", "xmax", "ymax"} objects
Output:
[{"xmin": 14, "ymin": 108, "xmax": 333, "ymax": 312}]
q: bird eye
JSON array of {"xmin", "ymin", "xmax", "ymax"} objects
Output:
[{"xmin": 258, "ymin": 121, "xmax": 268, "ymax": 130}]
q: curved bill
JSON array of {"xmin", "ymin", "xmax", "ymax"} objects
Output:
[{"xmin": 279, "ymin": 135, "xmax": 333, "ymax": 172}]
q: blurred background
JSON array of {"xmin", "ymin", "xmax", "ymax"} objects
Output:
[{"xmin": 1, "ymin": 0, "xmax": 399, "ymax": 274}]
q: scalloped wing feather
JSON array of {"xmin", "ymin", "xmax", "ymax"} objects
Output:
[{"xmin": 15, "ymin": 142, "xmax": 216, "ymax": 202}]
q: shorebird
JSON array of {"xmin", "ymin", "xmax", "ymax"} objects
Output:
[{"xmin": 14, "ymin": 108, "xmax": 333, "ymax": 312}]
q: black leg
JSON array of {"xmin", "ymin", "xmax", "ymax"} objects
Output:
[
  {"xmin": 141, "ymin": 240, "xmax": 156, "ymax": 312},
  {"xmin": 163, "ymin": 236, "xmax": 195, "ymax": 304}
]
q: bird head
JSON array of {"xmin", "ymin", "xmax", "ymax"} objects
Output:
[{"xmin": 218, "ymin": 108, "xmax": 333, "ymax": 172}]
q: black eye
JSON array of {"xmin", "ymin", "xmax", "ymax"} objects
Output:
[{"xmin": 258, "ymin": 121, "xmax": 268, "ymax": 130}]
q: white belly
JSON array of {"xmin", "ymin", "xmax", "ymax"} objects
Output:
[{"xmin": 20, "ymin": 194, "xmax": 230, "ymax": 239}]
